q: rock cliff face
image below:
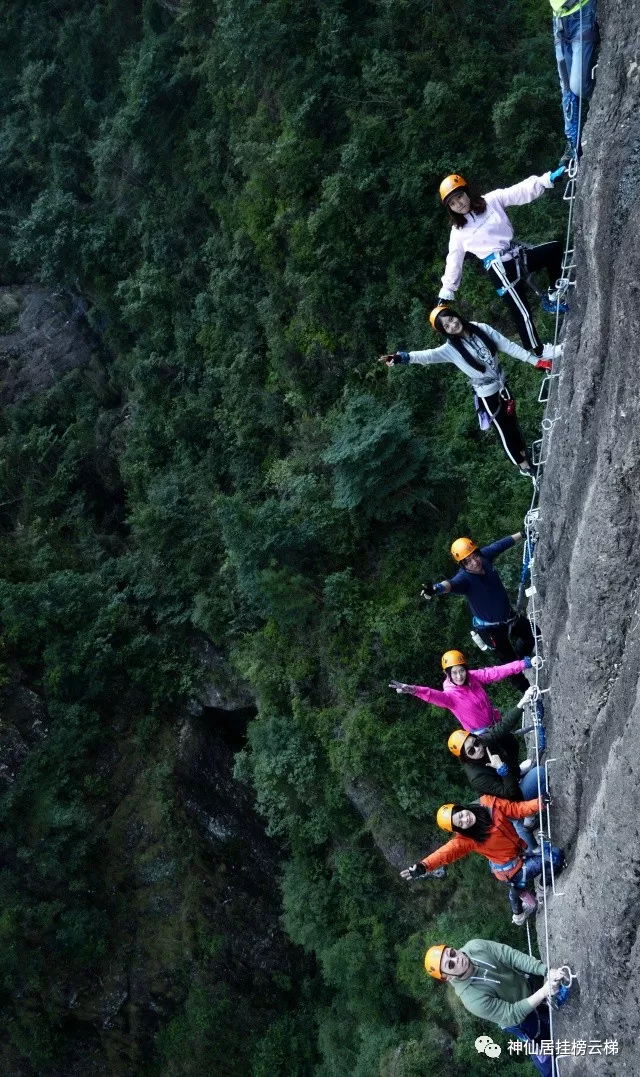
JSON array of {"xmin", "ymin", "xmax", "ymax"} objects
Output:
[
  {"xmin": 0, "ymin": 287, "xmax": 96, "ymax": 405},
  {"xmin": 0, "ymin": 664, "xmax": 305, "ymax": 1077},
  {"xmin": 535, "ymin": 0, "xmax": 640, "ymax": 1069}
]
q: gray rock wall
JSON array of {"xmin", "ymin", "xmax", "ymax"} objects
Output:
[{"xmin": 535, "ymin": 1, "xmax": 640, "ymax": 1069}]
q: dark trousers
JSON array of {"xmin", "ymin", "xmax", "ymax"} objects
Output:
[
  {"xmin": 487, "ymin": 242, "xmax": 563, "ymax": 355},
  {"xmin": 475, "ymin": 614, "xmax": 534, "ymax": 691},
  {"xmin": 480, "ymin": 391, "xmax": 529, "ymax": 471},
  {"xmin": 504, "ymin": 1002, "xmax": 552, "ymax": 1077}
]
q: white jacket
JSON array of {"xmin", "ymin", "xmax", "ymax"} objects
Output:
[
  {"xmin": 407, "ymin": 323, "xmax": 538, "ymax": 398},
  {"xmin": 440, "ymin": 173, "xmax": 554, "ymax": 300}
]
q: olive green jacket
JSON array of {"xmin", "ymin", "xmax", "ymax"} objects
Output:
[{"xmin": 451, "ymin": 939, "xmax": 546, "ymax": 1028}]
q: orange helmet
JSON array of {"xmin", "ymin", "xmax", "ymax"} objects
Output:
[
  {"xmin": 429, "ymin": 304, "xmax": 450, "ymax": 331},
  {"xmin": 441, "ymin": 649, "xmax": 467, "ymax": 671},
  {"xmin": 436, "ymin": 804, "xmax": 455, "ymax": 832},
  {"xmin": 439, "ymin": 173, "xmax": 467, "ymax": 203},
  {"xmin": 424, "ymin": 943, "xmax": 447, "ymax": 979},
  {"xmin": 447, "ymin": 730, "xmax": 470, "ymax": 758},
  {"xmin": 450, "ymin": 537, "xmax": 478, "ymax": 562}
]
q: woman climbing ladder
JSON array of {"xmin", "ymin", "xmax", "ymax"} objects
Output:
[
  {"xmin": 389, "ymin": 649, "xmax": 540, "ymax": 734},
  {"xmin": 380, "ymin": 306, "xmax": 559, "ymax": 476},
  {"xmin": 400, "ymin": 796, "xmax": 564, "ymax": 925},
  {"xmin": 437, "ymin": 168, "xmax": 568, "ymax": 355}
]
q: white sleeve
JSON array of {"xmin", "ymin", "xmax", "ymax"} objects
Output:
[
  {"xmin": 440, "ymin": 229, "xmax": 465, "ymax": 297},
  {"xmin": 477, "ymin": 324, "xmax": 538, "ymax": 365},
  {"xmin": 490, "ymin": 174, "xmax": 550, "ymax": 208},
  {"xmin": 408, "ymin": 344, "xmax": 453, "ymax": 366}
]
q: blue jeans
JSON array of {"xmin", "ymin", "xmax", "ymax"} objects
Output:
[
  {"xmin": 512, "ymin": 766, "xmax": 547, "ymax": 852},
  {"xmin": 553, "ymin": 0, "xmax": 599, "ymax": 148},
  {"xmin": 508, "ymin": 843, "xmax": 564, "ymax": 914},
  {"xmin": 504, "ymin": 1005, "xmax": 552, "ymax": 1076}
]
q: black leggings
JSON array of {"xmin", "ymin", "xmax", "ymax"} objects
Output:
[
  {"xmin": 480, "ymin": 390, "xmax": 530, "ymax": 471},
  {"xmin": 487, "ymin": 241, "xmax": 563, "ymax": 355},
  {"xmin": 475, "ymin": 614, "xmax": 534, "ymax": 691}
]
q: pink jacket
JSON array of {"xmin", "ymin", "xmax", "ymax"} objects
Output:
[
  {"xmin": 439, "ymin": 173, "xmax": 553, "ymax": 299},
  {"xmin": 410, "ymin": 660, "xmax": 527, "ymax": 732}
]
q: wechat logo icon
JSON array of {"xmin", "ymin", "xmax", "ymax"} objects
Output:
[{"xmin": 475, "ymin": 1035, "xmax": 502, "ymax": 1058}]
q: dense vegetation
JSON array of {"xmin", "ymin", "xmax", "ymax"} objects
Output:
[{"xmin": 0, "ymin": 1, "xmax": 569, "ymax": 1073}]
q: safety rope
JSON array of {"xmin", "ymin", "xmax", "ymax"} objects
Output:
[{"xmin": 517, "ymin": 8, "xmax": 589, "ymax": 1067}]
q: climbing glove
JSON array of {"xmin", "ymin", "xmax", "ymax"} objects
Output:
[
  {"xmin": 403, "ymin": 863, "xmax": 427, "ymax": 880},
  {"xmin": 402, "ymin": 864, "xmax": 446, "ymax": 881},
  {"xmin": 549, "ymin": 165, "xmax": 567, "ymax": 184},
  {"xmin": 421, "ymin": 582, "xmax": 436, "ymax": 599}
]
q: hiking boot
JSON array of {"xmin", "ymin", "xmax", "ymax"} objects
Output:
[
  {"xmin": 521, "ymin": 889, "xmax": 537, "ymax": 912},
  {"xmin": 540, "ymin": 294, "xmax": 569, "ymax": 315},
  {"xmin": 559, "ymin": 140, "xmax": 577, "ymax": 169},
  {"xmin": 512, "ymin": 892, "xmax": 537, "ymax": 925}
]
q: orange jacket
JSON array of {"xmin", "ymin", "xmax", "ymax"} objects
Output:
[{"xmin": 421, "ymin": 795, "xmax": 541, "ymax": 881}]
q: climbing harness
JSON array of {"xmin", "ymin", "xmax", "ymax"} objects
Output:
[
  {"xmin": 483, "ymin": 245, "xmax": 528, "ymax": 297},
  {"xmin": 484, "ymin": 242, "xmax": 556, "ymax": 307}
]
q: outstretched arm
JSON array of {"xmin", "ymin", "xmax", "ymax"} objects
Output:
[
  {"xmin": 499, "ymin": 795, "xmax": 541, "ymax": 820},
  {"xmin": 472, "ymin": 659, "xmax": 527, "ymax": 685},
  {"xmin": 421, "ymin": 839, "xmax": 470, "ymax": 872},
  {"xmin": 421, "ymin": 580, "xmax": 453, "ymax": 600},
  {"xmin": 409, "ymin": 685, "xmax": 456, "ymax": 711},
  {"xmin": 481, "ymin": 534, "xmax": 522, "ymax": 561},
  {"xmin": 380, "ymin": 345, "xmax": 453, "ymax": 367},
  {"xmin": 490, "ymin": 174, "xmax": 552, "ymax": 209},
  {"xmin": 477, "ymin": 324, "xmax": 539, "ymax": 365}
]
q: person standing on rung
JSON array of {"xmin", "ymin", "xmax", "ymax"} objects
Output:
[
  {"xmin": 436, "ymin": 171, "xmax": 568, "ymax": 356},
  {"xmin": 380, "ymin": 305, "xmax": 558, "ymax": 478},
  {"xmin": 550, "ymin": 0, "xmax": 599, "ymax": 161},
  {"xmin": 422, "ymin": 939, "xmax": 567, "ymax": 1076},
  {"xmin": 421, "ymin": 535, "xmax": 535, "ymax": 691}
]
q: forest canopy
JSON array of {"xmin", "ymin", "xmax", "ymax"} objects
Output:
[{"xmin": 0, "ymin": 1, "xmax": 567, "ymax": 1073}]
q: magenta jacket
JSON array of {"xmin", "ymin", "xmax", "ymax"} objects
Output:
[{"xmin": 410, "ymin": 660, "xmax": 526, "ymax": 733}]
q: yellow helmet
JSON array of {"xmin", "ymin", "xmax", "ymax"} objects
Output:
[
  {"xmin": 429, "ymin": 304, "xmax": 450, "ymax": 331},
  {"xmin": 424, "ymin": 943, "xmax": 447, "ymax": 979},
  {"xmin": 447, "ymin": 730, "xmax": 470, "ymax": 758},
  {"xmin": 441, "ymin": 649, "xmax": 467, "ymax": 671},
  {"xmin": 436, "ymin": 804, "xmax": 455, "ymax": 832},
  {"xmin": 439, "ymin": 173, "xmax": 467, "ymax": 203},
  {"xmin": 450, "ymin": 537, "xmax": 478, "ymax": 562}
]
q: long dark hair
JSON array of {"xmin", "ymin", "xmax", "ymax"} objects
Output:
[
  {"xmin": 433, "ymin": 308, "xmax": 497, "ymax": 371},
  {"xmin": 451, "ymin": 803, "xmax": 493, "ymax": 843},
  {"xmin": 445, "ymin": 186, "xmax": 487, "ymax": 228}
]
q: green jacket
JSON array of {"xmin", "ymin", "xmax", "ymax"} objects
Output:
[
  {"xmin": 461, "ymin": 707, "xmax": 523, "ymax": 800},
  {"xmin": 451, "ymin": 939, "xmax": 546, "ymax": 1028},
  {"xmin": 549, "ymin": 0, "xmax": 590, "ymax": 18}
]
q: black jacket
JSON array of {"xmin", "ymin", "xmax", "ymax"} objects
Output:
[{"xmin": 461, "ymin": 707, "xmax": 524, "ymax": 799}]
